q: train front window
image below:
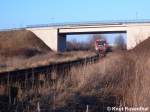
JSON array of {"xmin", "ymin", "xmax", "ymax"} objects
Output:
[{"xmin": 97, "ymin": 41, "xmax": 106, "ymax": 46}]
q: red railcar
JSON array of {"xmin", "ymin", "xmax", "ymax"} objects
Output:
[{"xmin": 95, "ymin": 38, "xmax": 111, "ymax": 57}]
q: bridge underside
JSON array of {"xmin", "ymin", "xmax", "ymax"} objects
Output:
[{"xmin": 59, "ymin": 31, "xmax": 126, "ymax": 35}]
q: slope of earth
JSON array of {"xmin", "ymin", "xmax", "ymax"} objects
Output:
[
  {"xmin": 0, "ymin": 29, "xmax": 96, "ymax": 73},
  {"xmin": 0, "ymin": 30, "xmax": 51, "ymax": 57}
]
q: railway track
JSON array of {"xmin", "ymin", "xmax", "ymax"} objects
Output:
[
  {"xmin": 0, "ymin": 54, "xmax": 100, "ymax": 112},
  {"xmin": 0, "ymin": 54, "xmax": 99, "ymax": 82}
]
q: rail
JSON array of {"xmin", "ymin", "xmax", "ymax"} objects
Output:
[
  {"xmin": 0, "ymin": 54, "xmax": 101, "ymax": 112},
  {"xmin": 0, "ymin": 54, "xmax": 99, "ymax": 79}
]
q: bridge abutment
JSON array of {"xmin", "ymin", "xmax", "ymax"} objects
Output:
[
  {"xmin": 127, "ymin": 24, "xmax": 150, "ymax": 49},
  {"xmin": 27, "ymin": 27, "xmax": 60, "ymax": 51}
]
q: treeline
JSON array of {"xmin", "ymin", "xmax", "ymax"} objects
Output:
[
  {"xmin": 66, "ymin": 40, "xmax": 92, "ymax": 51},
  {"xmin": 66, "ymin": 34, "xmax": 126, "ymax": 51},
  {"xmin": 66, "ymin": 34, "xmax": 103, "ymax": 51}
]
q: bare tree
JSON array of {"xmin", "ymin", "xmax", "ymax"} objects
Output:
[
  {"xmin": 66, "ymin": 39, "xmax": 90, "ymax": 51},
  {"xmin": 114, "ymin": 34, "xmax": 126, "ymax": 50}
]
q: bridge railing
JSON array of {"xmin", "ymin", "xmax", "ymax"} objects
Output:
[
  {"xmin": 26, "ymin": 19, "xmax": 150, "ymax": 28},
  {"xmin": 1, "ymin": 19, "xmax": 150, "ymax": 31}
]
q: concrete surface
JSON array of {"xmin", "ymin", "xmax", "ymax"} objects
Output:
[{"xmin": 27, "ymin": 23, "xmax": 150, "ymax": 52}]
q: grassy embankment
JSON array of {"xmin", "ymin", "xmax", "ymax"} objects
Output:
[{"xmin": 17, "ymin": 38, "xmax": 150, "ymax": 112}]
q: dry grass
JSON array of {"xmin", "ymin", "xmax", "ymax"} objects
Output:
[
  {"xmin": 0, "ymin": 29, "xmax": 96, "ymax": 72},
  {"xmin": 0, "ymin": 30, "xmax": 51, "ymax": 57},
  {"xmin": 0, "ymin": 51, "xmax": 96, "ymax": 73},
  {"xmin": 1, "ymin": 33, "xmax": 150, "ymax": 111},
  {"xmin": 11, "ymin": 50, "xmax": 149, "ymax": 112},
  {"xmin": 49, "ymin": 51, "xmax": 150, "ymax": 111}
]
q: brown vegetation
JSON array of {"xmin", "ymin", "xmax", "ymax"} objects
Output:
[
  {"xmin": 18, "ymin": 37, "xmax": 149, "ymax": 112},
  {"xmin": 0, "ymin": 30, "xmax": 96, "ymax": 73},
  {"xmin": 0, "ymin": 50, "xmax": 96, "ymax": 73},
  {"xmin": 0, "ymin": 29, "xmax": 150, "ymax": 111},
  {"xmin": 61, "ymin": 37, "xmax": 149, "ymax": 111},
  {"xmin": 132, "ymin": 37, "xmax": 150, "ymax": 54},
  {"xmin": 0, "ymin": 30, "xmax": 51, "ymax": 57}
]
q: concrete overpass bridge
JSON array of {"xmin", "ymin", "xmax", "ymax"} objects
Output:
[{"xmin": 26, "ymin": 21, "xmax": 150, "ymax": 52}]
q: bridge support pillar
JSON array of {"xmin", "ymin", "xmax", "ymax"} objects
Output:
[{"xmin": 58, "ymin": 34, "xmax": 66, "ymax": 52}]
